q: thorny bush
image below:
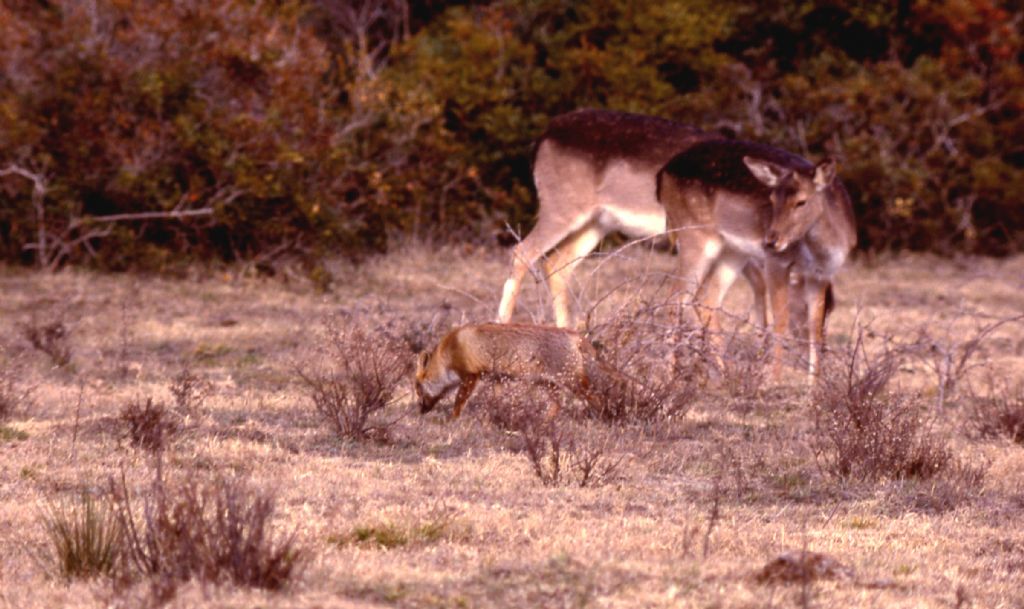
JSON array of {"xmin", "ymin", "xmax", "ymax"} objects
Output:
[
  {"xmin": 109, "ymin": 471, "xmax": 304, "ymax": 593},
  {"xmin": 297, "ymin": 316, "xmax": 409, "ymax": 440},
  {"xmin": 811, "ymin": 335, "xmax": 952, "ymax": 482},
  {"xmin": 486, "ymin": 383, "xmax": 624, "ymax": 487},
  {"xmin": 582, "ymin": 297, "xmax": 701, "ymax": 425}
]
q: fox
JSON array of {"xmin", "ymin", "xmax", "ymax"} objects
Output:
[{"xmin": 414, "ymin": 323, "xmax": 599, "ymax": 420}]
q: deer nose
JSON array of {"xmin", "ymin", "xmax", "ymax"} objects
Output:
[{"xmin": 764, "ymin": 231, "xmax": 780, "ymax": 251}]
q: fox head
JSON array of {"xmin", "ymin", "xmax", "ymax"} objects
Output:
[{"xmin": 414, "ymin": 351, "xmax": 456, "ymax": 414}]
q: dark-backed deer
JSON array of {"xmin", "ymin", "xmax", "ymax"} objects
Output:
[
  {"xmin": 657, "ymin": 139, "xmax": 856, "ymax": 378},
  {"xmin": 496, "ymin": 109, "xmax": 766, "ymax": 328}
]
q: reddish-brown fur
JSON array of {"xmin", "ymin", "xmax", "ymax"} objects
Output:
[{"xmin": 414, "ymin": 323, "xmax": 596, "ymax": 420}]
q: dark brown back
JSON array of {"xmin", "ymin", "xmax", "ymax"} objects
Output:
[
  {"xmin": 539, "ymin": 108, "xmax": 717, "ymax": 171},
  {"xmin": 657, "ymin": 139, "xmax": 815, "ymax": 200}
]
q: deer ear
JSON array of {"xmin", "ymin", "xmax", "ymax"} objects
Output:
[
  {"xmin": 415, "ymin": 352, "xmax": 429, "ymax": 374},
  {"xmin": 743, "ymin": 156, "xmax": 790, "ymax": 187},
  {"xmin": 813, "ymin": 158, "xmax": 838, "ymax": 190}
]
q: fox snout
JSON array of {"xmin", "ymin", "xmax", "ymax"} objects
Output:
[{"xmin": 415, "ymin": 380, "xmax": 442, "ymax": 414}]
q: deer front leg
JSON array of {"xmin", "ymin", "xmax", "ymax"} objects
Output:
[
  {"xmin": 450, "ymin": 374, "xmax": 480, "ymax": 420},
  {"xmin": 766, "ymin": 259, "xmax": 791, "ymax": 380},
  {"xmin": 804, "ymin": 278, "xmax": 831, "ymax": 382}
]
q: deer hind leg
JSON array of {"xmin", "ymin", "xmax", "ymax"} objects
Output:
[
  {"xmin": 543, "ymin": 222, "xmax": 604, "ymax": 329},
  {"xmin": 497, "ymin": 212, "xmax": 596, "ymax": 324},
  {"xmin": 450, "ymin": 374, "xmax": 480, "ymax": 420}
]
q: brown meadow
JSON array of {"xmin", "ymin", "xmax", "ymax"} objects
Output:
[{"xmin": 1, "ymin": 245, "xmax": 1023, "ymax": 608}]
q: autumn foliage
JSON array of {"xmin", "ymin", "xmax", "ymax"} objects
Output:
[{"xmin": 1, "ymin": 0, "xmax": 1021, "ymax": 271}]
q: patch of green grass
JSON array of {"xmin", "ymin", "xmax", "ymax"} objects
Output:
[
  {"xmin": 353, "ymin": 523, "xmax": 409, "ymax": 549},
  {"xmin": 330, "ymin": 517, "xmax": 461, "ymax": 550},
  {"xmin": 236, "ymin": 349, "xmax": 262, "ymax": 367},
  {"xmin": 894, "ymin": 564, "xmax": 915, "ymax": 576},
  {"xmin": 193, "ymin": 342, "xmax": 232, "ymax": 364},
  {"xmin": 845, "ymin": 516, "xmax": 876, "ymax": 530},
  {"xmin": 0, "ymin": 425, "xmax": 28, "ymax": 442}
]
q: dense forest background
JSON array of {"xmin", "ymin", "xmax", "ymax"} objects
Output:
[{"xmin": 1, "ymin": 0, "xmax": 1021, "ymax": 273}]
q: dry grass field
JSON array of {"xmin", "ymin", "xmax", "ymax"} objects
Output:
[{"xmin": 1, "ymin": 244, "xmax": 1024, "ymax": 608}]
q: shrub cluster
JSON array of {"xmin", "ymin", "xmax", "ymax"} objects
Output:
[
  {"xmin": 488, "ymin": 383, "xmax": 624, "ymax": 488},
  {"xmin": 41, "ymin": 474, "xmax": 303, "ymax": 594},
  {"xmin": 111, "ymin": 475, "xmax": 303, "ymax": 592}
]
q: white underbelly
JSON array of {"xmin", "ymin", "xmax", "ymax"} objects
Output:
[
  {"xmin": 596, "ymin": 205, "xmax": 666, "ymax": 237},
  {"xmin": 594, "ymin": 160, "xmax": 665, "ymax": 238},
  {"xmin": 720, "ymin": 230, "xmax": 765, "ymax": 259}
]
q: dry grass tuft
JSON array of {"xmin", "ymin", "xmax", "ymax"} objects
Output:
[
  {"xmin": 0, "ymin": 363, "xmax": 25, "ymax": 422},
  {"xmin": 39, "ymin": 493, "xmax": 124, "ymax": 581},
  {"xmin": 21, "ymin": 319, "xmax": 73, "ymax": 368},
  {"xmin": 968, "ymin": 382, "xmax": 1024, "ymax": 444},
  {"xmin": 297, "ymin": 317, "xmax": 409, "ymax": 441},
  {"xmin": 897, "ymin": 457, "xmax": 989, "ymax": 513},
  {"xmin": 169, "ymin": 368, "xmax": 208, "ymax": 417},
  {"xmin": 119, "ymin": 398, "xmax": 178, "ymax": 452},
  {"xmin": 110, "ymin": 472, "xmax": 304, "ymax": 592}
]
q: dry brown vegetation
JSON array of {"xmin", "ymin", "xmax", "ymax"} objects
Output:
[{"xmin": 1, "ymin": 246, "xmax": 1024, "ymax": 607}]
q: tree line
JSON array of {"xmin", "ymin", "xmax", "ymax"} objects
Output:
[{"xmin": 1, "ymin": 0, "xmax": 1021, "ymax": 272}]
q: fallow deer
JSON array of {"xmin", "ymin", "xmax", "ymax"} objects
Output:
[
  {"xmin": 657, "ymin": 139, "xmax": 857, "ymax": 378},
  {"xmin": 496, "ymin": 109, "xmax": 767, "ymax": 329}
]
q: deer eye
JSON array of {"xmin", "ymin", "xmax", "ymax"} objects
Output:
[{"xmin": 794, "ymin": 199, "xmax": 807, "ymax": 208}]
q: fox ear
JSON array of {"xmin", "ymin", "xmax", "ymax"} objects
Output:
[
  {"xmin": 415, "ymin": 352, "xmax": 429, "ymax": 374},
  {"xmin": 743, "ymin": 156, "xmax": 791, "ymax": 187}
]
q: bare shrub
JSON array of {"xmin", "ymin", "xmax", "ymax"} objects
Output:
[
  {"xmin": 169, "ymin": 368, "xmax": 208, "ymax": 416},
  {"xmin": 110, "ymin": 473, "xmax": 303, "ymax": 591},
  {"xmin": 910, "ymin": 310, "xmax": 1024, "ymax": 408},
  {"xmin": 811, "ymin": 334, "xmax": 950, "ymax": 482},
  {"xmin": 968, "ymin": 382, "xmax": 1024, "ymax": 444},
  {"xmin": 491, "ymin": 384, "xmax": 624, "ymax": 487},
  {"xmin": 119, "ymin": 398, "xmax": 178, "ymax": 452},
  {"xmin": 0, "ymin": 362, "xmax": 31, "ymax": 422},
  {"xmin": 297, "ymin": 317, "xmax": 409, "ymax": 441},
  {"xmin": 582, "ymin": 298, "xmax": 701, "ymax": 424},
  {"xmin": 39, "ymin": 493, "xmax": 124, "ymax": 580},
  {"xmin": 22, "ymin": 319, "xmax": 72, "ymax": 367}
]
